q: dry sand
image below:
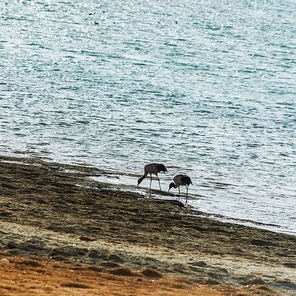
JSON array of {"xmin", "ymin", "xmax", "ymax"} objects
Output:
[{"xmin": 0, "ymin": 155, "xmax": 295, "ymax": 295}]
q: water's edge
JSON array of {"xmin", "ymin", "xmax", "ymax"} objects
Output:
[{"xmin": 1, "ymin": 153, "xmax": 293, "ymax": 236}]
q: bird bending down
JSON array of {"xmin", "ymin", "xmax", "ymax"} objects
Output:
[
  {"xmin": 137, "ymin": 163, "xmax": 167, "ymax": 191},
  {"xmin": 169, "ymin": 174, "xmax": 192, "ymax": 203}
]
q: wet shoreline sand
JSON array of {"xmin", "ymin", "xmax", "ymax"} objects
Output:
[{"xmin": 0, "ymin": 155, "xmax": 295, "ymax": 295}]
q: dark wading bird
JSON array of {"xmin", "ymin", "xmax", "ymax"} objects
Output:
[
  {"xmin": 169, "ymin": 174, "xmax": 192, "ymax": 203},
  {"xmin": 137, "ymin": 163, "xmax": 167, "ymax": 191}
]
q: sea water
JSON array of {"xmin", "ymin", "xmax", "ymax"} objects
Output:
[{"xmin": 0, "ymin": 0, "xmax": 295, "ymax": 234}]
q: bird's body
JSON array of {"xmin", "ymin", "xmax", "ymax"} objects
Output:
[
  {"xmin": 169, "ymin": 174, "xmax": 192, "ymax": 203},
  {"xmin": 137, "ymin": 163, "xmax": 167, "ymax": 191}
]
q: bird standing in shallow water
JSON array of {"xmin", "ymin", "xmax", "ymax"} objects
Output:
[
  {"xmin": 169, "ymin": 174, "xmax": 192, "ymax": 203},
  {"xmin": 137, "ymin": 163, "xmax": 167, "ymax": 191}
]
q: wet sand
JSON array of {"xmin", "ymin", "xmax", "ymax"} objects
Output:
[{"xmin": 0, "ymin": 155, "xmax": 295, "ymax": 295}]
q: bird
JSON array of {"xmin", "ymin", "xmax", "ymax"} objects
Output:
[
  {"xmin": 137, "ymin": 163, "xmax": 167, "ymax": 191},
  {"xmin": 168, "ymin": 174, "xmax": 192, "ymax": 203}
]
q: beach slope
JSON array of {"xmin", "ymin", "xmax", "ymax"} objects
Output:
[{"xmin": 0, "ymin": 156, "xmax": 295, "ymax": 295}]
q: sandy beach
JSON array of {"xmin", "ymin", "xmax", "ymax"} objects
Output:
[{"xmin": 0, "ymin": 155, "xmax": 295, "ymax": 295}]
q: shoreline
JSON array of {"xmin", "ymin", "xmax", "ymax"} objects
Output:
[
  {"xmin": 3, "ymin": 153, "xmax": 293, "ymax": 236},
  {"xmin": 0, "ymin": 155, "xmax": 295, "ymax": 295}
]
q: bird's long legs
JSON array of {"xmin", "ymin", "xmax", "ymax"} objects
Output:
[
  {"xmin": 156, "ymin": 174, "xmax": 162, "ymax": 191},
  {"xmin": 149, "ymin": 174, "xmax": 152, "ymax": 189},
  {"xmin": 176, "ymin": 186, "xmax": 189, "ymax": 204},
  {"xmin": 185, "ymin": 186, "xmax": 189, "ymax": 205},
  {"xmin": 149, "ymin": 173, "xmax": 162, "ymax": 191}
]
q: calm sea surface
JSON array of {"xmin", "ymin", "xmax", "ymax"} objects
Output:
[{"xmin": 1, "ymin": 0, "xmax": 295, "ymax": 234}]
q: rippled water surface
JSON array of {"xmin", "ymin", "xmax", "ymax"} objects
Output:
[{"xmin": 1, "ymin": 0, "xmax": 295, "ymax": 234}]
